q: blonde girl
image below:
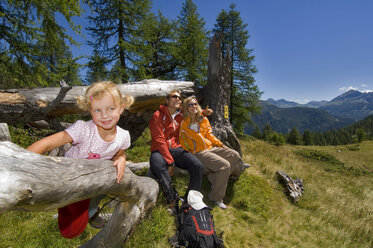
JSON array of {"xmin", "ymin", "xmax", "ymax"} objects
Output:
[{"xmin": 27, "ymin": 81, "xmax": 133, "ymax": 237}]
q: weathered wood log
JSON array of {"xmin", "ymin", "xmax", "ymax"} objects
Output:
[
  {"xmin": 203, "ymin": 33, "xmax": 242, "ymax": 154},
  {"xmin": 0, "ymin": 123, "xmax": 11, "ymax": 141},
  {"xmin": 276, "ymin": 171, "xmax": 304, "ymax": 202},
  {"xmin": 0, "ymin": 141, "xmax": 159, "ymax": 247},
  {"xmin": 0, "ymin": 79, "xmax": 195, "ymax": 142}
]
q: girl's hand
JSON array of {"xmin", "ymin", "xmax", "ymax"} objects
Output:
[{"xmin": 113, "ymin": 155, "xmax": 126, "ymax": 183}]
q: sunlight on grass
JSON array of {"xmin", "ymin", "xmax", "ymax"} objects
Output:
[{"xmin": 1, "ymin": 136, "xmax": 372, "ymax": 247}]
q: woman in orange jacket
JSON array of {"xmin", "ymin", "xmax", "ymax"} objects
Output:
[{"xmin": 180, "ymin": 96, "xmax": 250, "ymax": 209}]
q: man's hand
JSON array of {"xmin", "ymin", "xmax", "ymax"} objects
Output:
[{"xmin": 168, "ymin": 166, "xmax": 175, "ymax": 176}]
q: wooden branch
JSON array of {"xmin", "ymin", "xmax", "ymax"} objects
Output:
[
  {"xmin": 40, "ymin": 80, "xmax": 72, "ymax": 115},
  {"xmin": 0, "ymin": 123, "xmax": 11, "ymax": 141},
  {"xmin": 0, "ymin": 141, "xmax": 159, "ymax": 247},
  {"xmin": 276, "ymin": 171, "xmax": 304, "ymax": 202}
]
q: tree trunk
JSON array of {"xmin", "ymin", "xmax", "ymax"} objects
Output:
[
  {"xmin": 0, "ymin": 141, "xmax": 159, "ymax": 248},
  {"xmin": 0, "ymin": 79, "xmax": 195, "ymax": 142},
  {"xmin": 203, "ymin": 33, "xmax": 242, "ymax": 154}
]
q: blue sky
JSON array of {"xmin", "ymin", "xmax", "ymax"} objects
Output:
[{"xmin": 71, "ymin": 0, "xmax": 373, "ymax": 103}]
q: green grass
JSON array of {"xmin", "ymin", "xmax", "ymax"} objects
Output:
[{"xmin": 1, "ymin": 130, "xmax": 372, "ymax": 248}]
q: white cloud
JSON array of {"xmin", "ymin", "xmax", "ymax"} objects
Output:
[
  {"xmin": 292, "ymin": 99, "xmax": 309, "ymax": 104},
  {"xmin": 362, "ymin": 89, "xmax": 373, "ymax": 93},
  {"xmin": 339, "ymin": 85, "xmax": 373, "ymax": 94},
  {"xmin": 339, "ymin": 86, "xmax": 358, "ymax": 92}
]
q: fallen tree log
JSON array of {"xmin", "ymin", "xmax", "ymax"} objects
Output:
[
  {"xmin": 0, "ymin": 79, "xmax": 195, "ymax": 118},
  {"xmin": 0, "ymin": 141, "xmax": 159, "ymax": 248},
  {"xmin": 0, "ymin": 79, "xmax": 195, "ymax": 141}
]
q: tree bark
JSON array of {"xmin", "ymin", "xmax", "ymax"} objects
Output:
[
  {"xmin": 203, "ymin": 33, "xmax": 242, "ymax": 154},
  {"xmin": 0, "ymin": 79, "xmax": 195, "ymax": 142},
  {"xmin": 0, "ymin": 141, "xmax": 159, "ymax": 248},
  {"xmin": 0, "ymin": 123, "xmax": 11, "ymax": 141}
]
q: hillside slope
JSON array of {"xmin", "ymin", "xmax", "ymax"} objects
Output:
[
  {"xmin": 245, "ymin": 101, "xmax": 354, "ymax": 134},
  {"xmin": 320, "ymin": 90, "xmax": 373, "ymax": 120},
  {"xmin": 1, "ymin": 138, "xmax": 372, "ymax": 248}
]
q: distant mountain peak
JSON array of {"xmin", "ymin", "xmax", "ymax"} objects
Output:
[
  {"xmin": 262, "ymin": 89, "xmax": 373, "ymax": 123},
  {"xmin": 331, "ymin": 90, "xmax": 363, "ymax": 102},
  {"xmin": 266, "ymin": 98, "xmax": 301, "ymax": 108}
]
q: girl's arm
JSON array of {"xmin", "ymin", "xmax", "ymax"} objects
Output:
[
  {"xmin": 112, "ymin": 150, "xmax": 126, "ymax": 183},
  {"xmin": 27, "ymin": 131, "xmax": 73, "ymax": 155}
]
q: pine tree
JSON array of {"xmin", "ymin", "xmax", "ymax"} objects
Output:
[
  {"xmin": 287, "ymin": 127, "xmax": 302, "ymax": 145},
  {"xmin": 86, "ymin": 0, "xmax": 152, "ymax": 83},
  {"xmin": 262, "ymin": 122, "xmax": 272, "ymax": 141},
  {"xmin": 0, "ymin": 0, "xmax": 83, "ymax": 87},
  {"xmin": 133, "ymin": 11, "xmax": 178, "ymax": 80},
  {"xmin": 252, "ymin": 125, "xmax": 262, "ymax": 139},
  {"xmin": 85, "ymin": 50, "xmax": 109, "ymax": 84},
  {"xmin": 175, "ymin": 0, "xmax": 209, "ymax": 86},
  {"xmin": 213, "ymin": 4, "xmax": 262, "ymax": 134},
  {"xmin": 356, "ymin": 128, "xmax": 366, "ymax": 143},
  {"xmin": 302, "ymin": 129, "xmax": 313, "ymax": 145}
]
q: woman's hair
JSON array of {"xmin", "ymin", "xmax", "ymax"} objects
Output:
[
  {"xmin": 76, "ymin": 81, "xmax": 134, "ymax": 111},
  {"xmin": 182, "ymin": 96, "xmax": 203, "ymax": 122}
]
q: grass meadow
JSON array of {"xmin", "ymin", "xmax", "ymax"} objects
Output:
[{"xmin": 0, "ymin": 129, "xmax": 372, "ymax": 248}]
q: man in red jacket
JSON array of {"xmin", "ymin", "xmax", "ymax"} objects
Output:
[{"xmin": 149, "ymin": 90, "xmax": 203, "ymax": 212}]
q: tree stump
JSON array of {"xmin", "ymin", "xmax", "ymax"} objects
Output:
[{"xmin": 203, "ymin": 33, "xmax": 242, "ymax": 154}]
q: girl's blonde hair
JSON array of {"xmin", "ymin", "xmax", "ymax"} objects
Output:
[
  {"xmin": 77, "ymin": 81, "xmax": 134, "ymax": 111},
  {"xmin": 182, "ymin": 96, "xmax": 203, "ymax": 122}
]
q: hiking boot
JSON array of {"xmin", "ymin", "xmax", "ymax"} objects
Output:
[
  {"xmin": 208, "ymin": 193, "xmax": 227, "ymax": 210},
  {"xmin": 213, "ymin": 200, "xmax": 227, "ymax": 210},
  {"xmin": 89, "ymin": 211, "xmax": 105, "ymax": 229}
]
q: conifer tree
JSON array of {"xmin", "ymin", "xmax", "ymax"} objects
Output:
[
  {"xmin": 356, "ymin": 128, "xmax": 366, "ymax": 143},
  {"xmin": 213, "ymin": 4, "xmax": 262, "ymax": 134},
  {"xmin": 85, "ymin": 50, "xmax": 109, "ymax": 84},
  {"xmin": 175, "ymin": 0, "xmax": 209, "ymax": 86},
  {"xmin": 0, "ymin": 0, "xmax": 83, "ymax": 87},
  {"xmin": 302, "ymin": 129, "xmax": 313, "ymax": 145},
  {"xmin": 287, "ymin": 127, "xmax": 302, "ymax": 145},
  {"xmin": 86, "ymin": 0, "xmax": 152, "ymax": 83},
  {"xmin": 262, "ymin": 122, "xmax": 272, "ymax": 141},
  {"xmin": 133, "ymin": 11, "xmax": 178, "ymax": 80},
  {"xmin": 252, "ymin": 125, "xmax": 262, "ymax": 139}
]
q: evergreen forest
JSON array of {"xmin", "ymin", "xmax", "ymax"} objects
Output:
[{"xmin": 0, "ymin": 0, "xmax": 261, "ymax": 134}]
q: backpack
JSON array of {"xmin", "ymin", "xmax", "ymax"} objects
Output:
[{"xmin": 175, "ymin": 198, "xmax": 224, "ymax": 248}]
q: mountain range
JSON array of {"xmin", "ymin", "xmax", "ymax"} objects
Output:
[{"xmin": 245, "ymin": 90, "xmax": 373, "ymax": 134}]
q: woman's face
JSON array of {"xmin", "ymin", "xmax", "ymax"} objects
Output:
[{"xmin": 187, "ymin": 99, "xmax": 199, "ymax": 115}]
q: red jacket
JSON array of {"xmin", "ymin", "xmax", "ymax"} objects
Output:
[{"xmin": 149, "ymin": 104, "xmax": 183, "ymax": 165}]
